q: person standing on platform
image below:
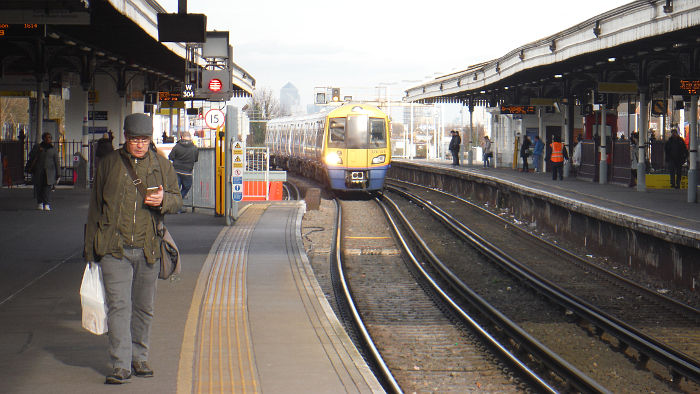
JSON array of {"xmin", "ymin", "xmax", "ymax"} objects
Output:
[
  {"xmin": 550, "ymin": 134, "xmax": 569, "ymax": 181},
  {"xmin": 95, "ymin": 132, "xmax": 114, "ymax": 163},
  {"xmin": 481, "ymin": 136, "xmax": 492, "ymax": 168},
  {"xmin": 26, "ymin": 132, "xmax": 60, "ymax": 211},
  {"xmin": 571, "ymin": 135, "xmax": 583, "ymax": 173},
  {"xmin": 532, "ymin": 136, "xmax": 544, "ymax": 173},
  {"xmin": 168, "ymin": 131, "xmax": 199, "ymax": 204},
  {"xmin": 84, "ymin": 113, "xmax": 182, "ymax": 384},
  {"xmin": 449, "ymin": 129, "xmax": 461, "ymax": 166},
  {"xmin": 519, "ymin": 135, "xmax": 531, "ymax": 172},
  {"xmin": 664, "ymin": 128, "xmax": 688, "ymax": 189}
]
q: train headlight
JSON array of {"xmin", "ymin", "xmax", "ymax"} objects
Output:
[
  {"xmin": 372, "ymin": 154, "xmax": 386, "ymax": 164},
  {"xmin": 325, "ymin": 152, "xmax": 343, "ymax": 165}
]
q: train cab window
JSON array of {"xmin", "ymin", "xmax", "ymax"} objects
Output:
[
  {"xmin": 329, "ymin": 118, "xmax": 345, "ymax": 147},
  {"xmin": 346, "ymin": 114, "xmax": 368, "ymax": 149},
  {"xmin": 369, "ymin": 118, "xmax": 386, "ymax": 147}
]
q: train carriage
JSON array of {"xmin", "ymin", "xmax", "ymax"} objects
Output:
[{"xmin": 266, "ymin": 103, "xmax": 391, "ymax": 192}]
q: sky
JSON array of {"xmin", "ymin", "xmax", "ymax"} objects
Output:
[{"xmin": 158, "ymin": 0, "xmax": 634, "ymax": 108}]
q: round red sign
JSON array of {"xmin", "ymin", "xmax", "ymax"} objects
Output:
[{"xmin": 208, "ymin": 78, "xmax": 222, "ymax": 92}]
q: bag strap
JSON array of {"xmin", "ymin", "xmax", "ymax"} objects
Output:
[{"xmin": 119, "ymin": 152, "xmax": 148, "ymax": 198}]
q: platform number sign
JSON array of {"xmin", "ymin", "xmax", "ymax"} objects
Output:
[
  {"xmin": 232, "ymin": 140, "xmax": 245, "ymax": 201},
  {"xmin": 205, "ymin": 109, "xmax": 225, "ymax": 129}
]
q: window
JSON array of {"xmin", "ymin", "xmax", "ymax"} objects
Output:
[
  {"xmin": 328, "ymin": 118, "xmax": 345, "ymax": 147},
  {"xmin": 370, "ymin": 118, "xmax": 386, "ymax": 148},
  {"xmin": 327, "ymin": 116, "xmax": 387, "ymax": 149}
]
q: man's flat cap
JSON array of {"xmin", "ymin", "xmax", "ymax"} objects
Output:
[{"xmin": 124, "ymin": 113, "xmax": 153, "ymax": 137}]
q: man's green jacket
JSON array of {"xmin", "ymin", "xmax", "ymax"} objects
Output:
[{"xmin": 84, "ymin": 148, "xmax": 182, "ymax": 263}]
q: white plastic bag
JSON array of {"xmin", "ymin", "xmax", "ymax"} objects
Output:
[{"xmin": 80, "ymin": 262, "xmax": 108, "ymax": 335}]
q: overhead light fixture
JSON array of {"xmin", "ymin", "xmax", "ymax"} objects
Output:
[
  {"xmin": 64, "ymin": 40, "xmax": 76, "ymax": 46},
  {"xmin": 554, "ymin": 74, "xmax": 563, "ymax": 78},
  {"xmin": 608, "ymin": 57, "xmax": 616, "ymax": 62},
  {"xmin": 108, "ymin": 56, "xmax": 118, "ymax": 61},
  {"xmin": 48, "ymin": 32, "xmax": 60, "ymax": 39},
  {"xmin": 95, "ymin": 51, "xmax": 105, "ymax": 57},
  {"xmin": 79, "ymin": 46, "xmax": 91, "ymax": 52}
]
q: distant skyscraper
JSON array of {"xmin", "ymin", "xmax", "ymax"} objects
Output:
[{"xmin": 280, "ymin": 82, "xmax": 301, "ymax": 116}]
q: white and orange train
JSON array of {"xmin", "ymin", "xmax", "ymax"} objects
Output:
[{"xmin": 265, "ymin": 103, "xmax": 391, "ymax": 192}]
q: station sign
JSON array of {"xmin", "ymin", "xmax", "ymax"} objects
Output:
[
  {"xmin": 182, "ymin": 83, "xmax": 195, "ymax": 100},
  {"xmin": 500, "ymin": 105, "xmax": 535, "ymax": 115},
  {"xmin": 88, "ymin": 111, "xmax": 108, "ymax": 121},
  {"xmin": 594, "ymin": 92, "xmax": 608, "ymax": 104},
  {"xmin": 597, "ymin": 82, "xmax": 637, "ymax": 94}
]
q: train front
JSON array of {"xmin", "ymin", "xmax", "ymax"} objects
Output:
[{"xmin": 323, "ymin": 104, "xmax": 391, "ymax": 192}]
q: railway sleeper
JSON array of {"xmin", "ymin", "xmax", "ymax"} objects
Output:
[{"xmin": 635, "ymin": 353, "xmax": 650, "ymax": 370}]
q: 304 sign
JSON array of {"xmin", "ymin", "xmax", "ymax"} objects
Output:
[
  {"xmin": 204, "ymin": 109, "xmax": 225, "ymax": 129},
  {"xmin": 182, "ymin": 83, "xmax": 195, "ymax": 99}
]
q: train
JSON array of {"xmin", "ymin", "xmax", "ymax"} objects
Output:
[{"xmin": 265, "ymin": 103, "xmax": 391, "ymax": 192}]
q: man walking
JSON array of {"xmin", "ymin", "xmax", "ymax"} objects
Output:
[
  {"xmin": 84, "ymin": 113, "xmax": 182, "ymax": 384},
  {"xmin": 664, "ymin": 128, "xmax": 688, "ymax": 188},
  {"xmin": 449, "ymin": 129, "xmax": 461, "ymax": 166},
  {"xmin": 168, "ymin": 131, "xmax": 199, "ymax": 204},
  {"xmin": 26, "ymin": 132, "xmax": 60, "ymax": 210}
]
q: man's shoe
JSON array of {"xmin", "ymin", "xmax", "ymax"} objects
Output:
[
  {"xmin": 105, "ymin": 368, "xmax": 132, "ymax": 384},
  {"xmin": 132, "ymin": 361, "xmax": 154, "ymax": 377},
  {"xmin": 43, "ymin": 204, "xmax": 51, "ymax": 211},
  {"xmin": 37, "ymin": 203, "xmax": 44, "ymax": 211}
]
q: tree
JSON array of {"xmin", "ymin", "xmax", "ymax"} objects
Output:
[
  {"xmin": 244, "ymin": 88, "xmax": 281, "ymax": 146},
  {"xmin": 0, "ymin": 97, "xmax": 29, "ymax": 139}
]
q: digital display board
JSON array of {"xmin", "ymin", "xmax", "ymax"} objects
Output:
[
  {"xmin": 158, "ymin": 91, "xmax": 182, "ymax": 102},
  {"xmin": 0, "ymin": 24, "xmax": 41, "ymax": 38},
  {"xmin": 670, "ymin": 78, "xmax": 700, "ymax": 96},
  {"xmin": 500, "ymin": 105, "xmax": 536, "ymax": 115}
]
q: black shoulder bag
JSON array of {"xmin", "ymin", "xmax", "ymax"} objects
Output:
[{"xmin": 120, "ymin": 153, "xmax": 180, "ymax": 279}]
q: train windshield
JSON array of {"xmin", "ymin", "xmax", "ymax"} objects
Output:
[{"xmin": 328, "ymin": 116, "xmax": 386, "ymax": 149}]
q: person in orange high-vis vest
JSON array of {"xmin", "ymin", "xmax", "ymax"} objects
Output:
[{"xmin": 550, "ymin": 134, "xmax": 568, "ymax": 181}]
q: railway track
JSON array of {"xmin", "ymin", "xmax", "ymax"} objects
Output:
[
  {"xmin": 333, "ymin": 198, "xmax": 530, "ymax": 393},
  {"xmin": 296, "ymin": 175, "xmax": 700, "ymax": 392},
  {"xmin": 379, "ymin": 180, "xmax": 700, "ymax": 392}
]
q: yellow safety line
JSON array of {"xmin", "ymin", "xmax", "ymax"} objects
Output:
[
  {"xmin": 207, "ymin": 234, "xmax": 227, "ymax": 394},
  {"xmin": 226, "ymin": 239, "xmax": 235, "ymax": 392},
  {"xmin": 219, "ymin": 242, "xmax": 231, "ymax": 393},
  {"xmin": 242, "ymin": 251, "xmax": 258, "ymax": 393},
  {"xmin": 232, "ymin": 243, "xmax": 244, "ymax": 391},
  {"xmin": 177, "ymin": 228, "xmax": 227, "ymax": 394},
  {"xmin": 178, "ymin": 207, "xmax": 266, "ymax": 394},
  {"xmin": 232, "ymin": 224, "xmax": 247, "ymax": 392}
]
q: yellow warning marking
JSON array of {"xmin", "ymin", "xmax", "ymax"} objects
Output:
[
  {"xmin": 344, "ymin": 236, "xmax": 391, "ymax": 239},
  {"xmin": 179, "ymin": 206, "xmax": 264, "ymax": 394},
  {"xmin": 177, "ymin": 228, "xmax": 227, "ymax": 394}
]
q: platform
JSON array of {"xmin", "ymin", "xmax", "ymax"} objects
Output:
[
  {"xmin": 0, "ymin": 186, "xmax": 382, "ymax": 393},
  {"xmin": 393, "ymin": 158, "xmax": 700, "ymax": 235}
]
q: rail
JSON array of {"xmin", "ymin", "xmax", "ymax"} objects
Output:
[
  {"xmin": 329, "ymin": 198, "xmax": 402, "ymax": 393},
  {"xmin": 379, "ymin": 192, "xmax": 601, "ymax": 393},
  {"xmin": 386, "ymin": 183, "xmax": 700, "ymax": 386}
]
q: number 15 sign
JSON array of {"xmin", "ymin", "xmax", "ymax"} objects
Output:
[{"xmin": 204, "ymin": 109, "xmax": 225, "ymax": 129}]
